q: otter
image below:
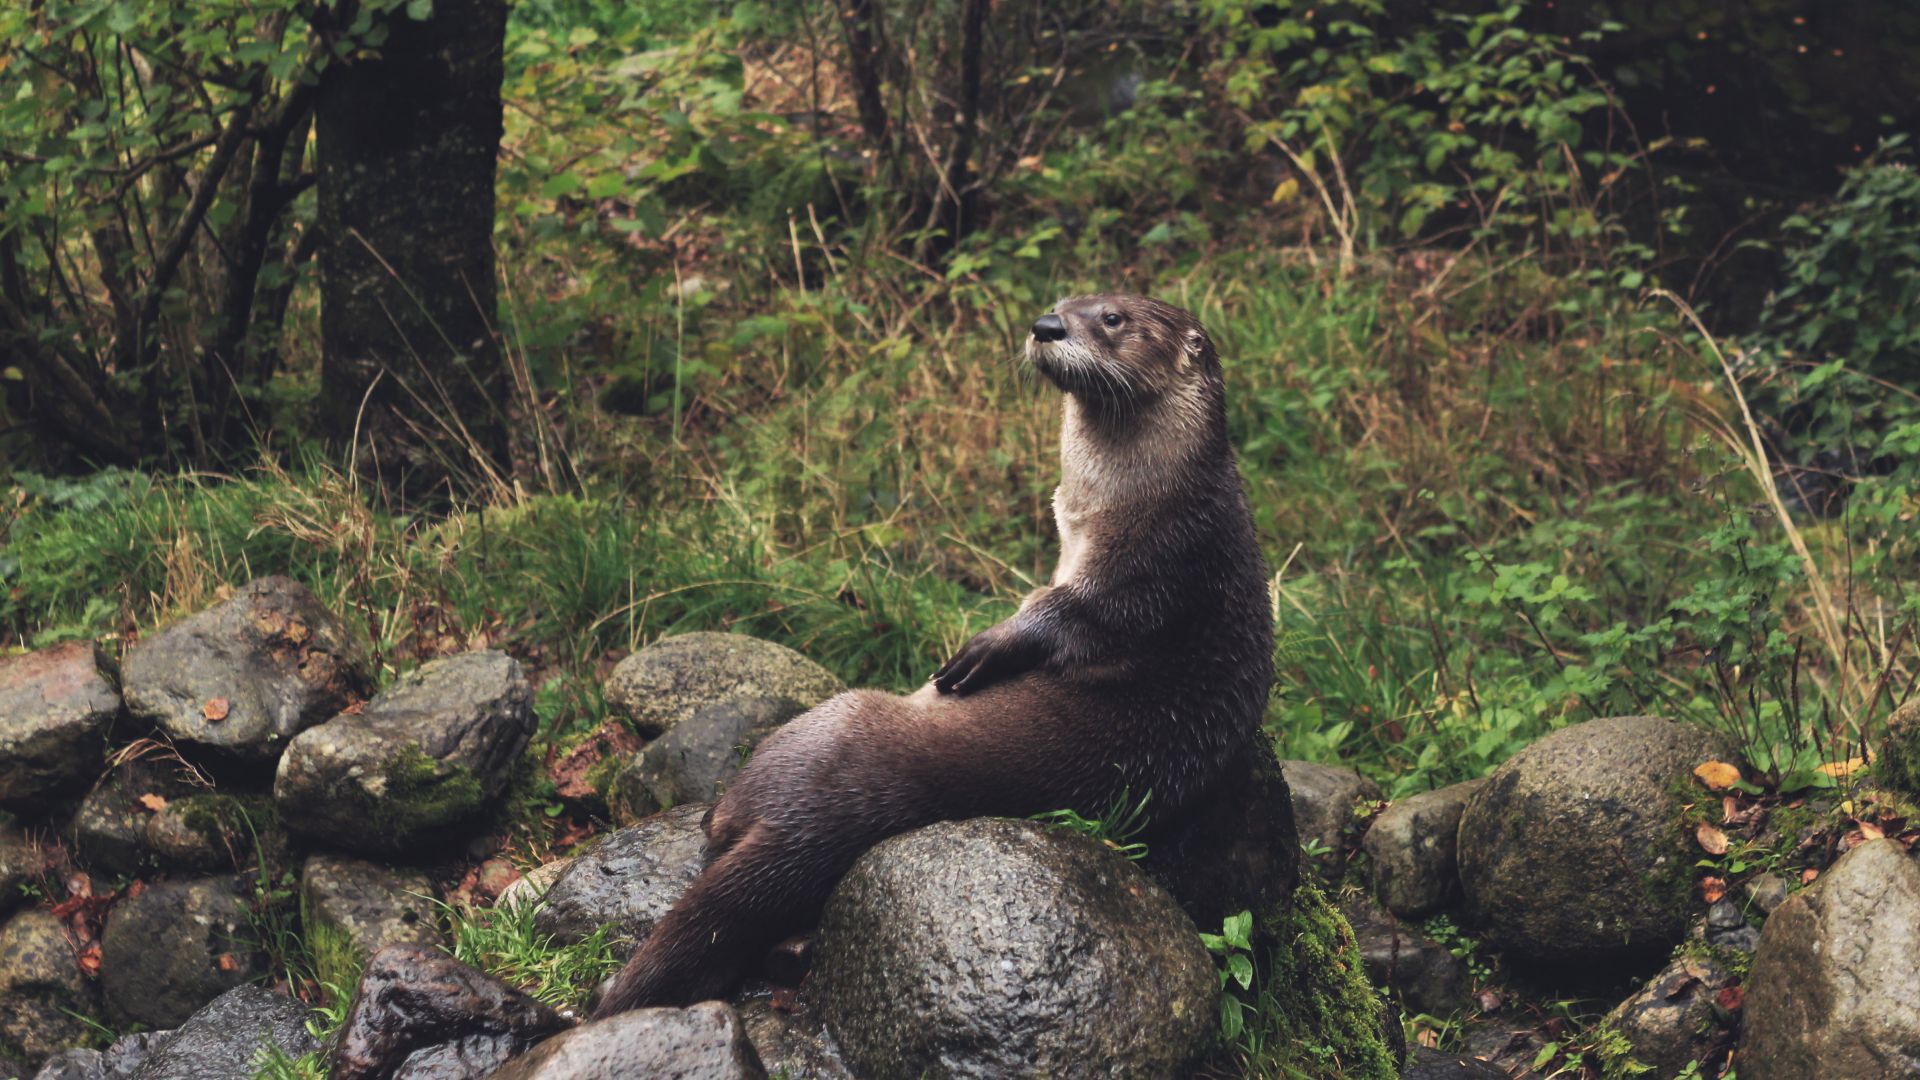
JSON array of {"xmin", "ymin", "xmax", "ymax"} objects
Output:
[{"xmin": 595, "ymin": 293, "xmax": 1273, "ymax": 1015}]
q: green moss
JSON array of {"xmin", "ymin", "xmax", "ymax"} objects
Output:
[
  {"xmin": 373, "ymin": 745, "xmax": 485, "ymax": 841},
  {"xmin": 1590, "ymin": 1021, "xmax": 1655, "ymax": 1080},
  {"xmin": 1672, "ymin": 937, "xmax": 1754, "ymax": 981},
  {"xmin": 1238, "ymin": 881, "xmax": 1400, "ymax": 1080},
  {"xmin": 1878, "ymin": 702, "xmax": 1920, "ymax": 795}
]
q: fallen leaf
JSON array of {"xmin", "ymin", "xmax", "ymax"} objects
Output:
[
  {"xmin": 136, "ymin": 793, "xmax": 168, "ymax": 813},
  {"xmin": 1715, "ymin": 985, "xmax": 1745, "ymax": 1012},
  {"xmin": 1474, "ymin": 988, "xmax": 1502, "ymax": 1013},
  {"xmin": 1817, "ymin": 757, "xmax": 1866, "ymax": 780},
  {"xmin": 217, "ymin": 953, "xmax": 238, "ymax": 972},
  {"xmin": 1696, "ymin": 822, "xmax": 1730, "ymax": 855},
  {"xmin": 1859, "ymin": 820, "xmax": 1886, "ymax": 841},
  {"xmin": 1699, "ymin": 875, "xmax": 1727, "ymax": 903},
  {"xmin": 202, "ymin": 698, "xmax": 231, "ymax": 722},
  {"xmin": 1722, "ymin": 796, "xmax": 1740, "ymax": 823},
  {"xmin": 77, "ymin": 943, "xmax": 102, "ymax": 976},
  {"xmin": 1694, "ymin": 761, "xmax": 1742, "ymax": 790},
  {"xmin": 1800, "ymin": 868, "xmax": 1820, "ymax": 885}
]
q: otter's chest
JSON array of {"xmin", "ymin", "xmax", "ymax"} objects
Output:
[{"xmin": 1051, "ymin": 488, "xmax": 1097, "ymax": 587}]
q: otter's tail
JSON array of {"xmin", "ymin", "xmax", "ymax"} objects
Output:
[{"xmin": 592, "ymin": 826, "xmax": 842, "ymax": 1017}]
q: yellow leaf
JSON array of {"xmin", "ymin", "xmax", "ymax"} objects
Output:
[
  {"xmin": 1269, "ymin": 178, "xmax": 1301, "ymax": 205},
  {"xmin": 1817, "ymin": 757, "xmax": 1865, "ymax": 780},
  {"xmin": 1693, "ymin": 761, "xmax": 1741, "ymax": 790}
]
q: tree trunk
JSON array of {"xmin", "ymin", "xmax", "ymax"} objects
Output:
[{"xmin": 316, "ymin": 0, "xmax": 510, "ymax": 498}]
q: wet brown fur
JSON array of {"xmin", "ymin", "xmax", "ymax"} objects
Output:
[{"xmin": 595, "ymin": 294, "xmax": 1273, "ymax": 1014}]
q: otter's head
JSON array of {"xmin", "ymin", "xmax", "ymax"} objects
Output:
[{"xmin": 1024, "ymin": 294, "xmax": 1222, "ymax": 414}]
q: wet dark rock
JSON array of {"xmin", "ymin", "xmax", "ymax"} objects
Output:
[
  {"xmin": 125, "ymin": 985, "xmax": 314, "ymax": 1080},
  {"xmin": 1362, "ymin": 779, "xmax": 1484, "ymax": 919},
  {"xmin": 0, "ymin": 824, "xmax": 50, "ymax": 916},
  {"xmin": 1598, "ymin": 952, "xmax": 1737, "ymax": 1079},
  {"xmin": 1142, "ymin": 740, "xmax": 1302, "ymax": 940},
  {"xmin": 485, "ymin": 1001, "xmax": 763, "ymax": 1080},
  {"xmin": 34, "ymin": 1030, "xmax": 177, "ymax": 1080},
  {"xmin": 1457, "ymin": 715, "xmax": 1732, "ymax": 964},
  {"xmin": 602, "ymin": 632, "xmax": 842, "ymax": 740},
  {"xmin": 0, "ymin": 908, "xmax": 99, "ymax": 1067},
  {"xmin": 302, "ymin": 854, "xmax": 441, "ymax": 959},
  {"xmin": 1280, "ymin": 760, "xmax": 1382, "ymax": 874},
  {"xmin": 735, "ymin": 992, "xmax": 851, "ymax": 1080},
  {"xmin": 609, "ymin": 698, "xmax": 791, "ymax": 822},
  {"xmin": 1460, "ymin": 1026, "xmax": 1550, "ymax": 1079},
  {"xmin": 0, "ymin": 641, "xmax": 120, "ymax": 805},
  {"xmin": 330, "ymin": 943, "xmax": 571, "ymax": 1080},
  {"xmin": 1401, "ymin": 1046, "xmax": 1512, "ymax": 1079},
  {"xmin": 100, "ymin": 877, "xmax": 264, "ymax": 1029},
  {"xmin": 121, "ymin": 577, "xmax": 368, "ymax": 763},
  {"xmin": 1339, "ymin": 895, "xmax": 1473, "ymax": 1017},
  {"xmin": 1740, "ymin": 838, "xmax": 1920, "ymax": 1080},
  {"xmin": 68, "ymin": 760, "xmax": 196, "ymax": 877},
  {"xmin": 812, "ymin": 818, "xmax": 1216, "ymax": 1079},
  {"xmin": 143, "ymin": 793, "xmax": 283, "ymax": 873},
  {"xmin": 275, "ymin": 650, "xmax": 534, "ymax": 855},
  {"xmin": 1700, "ymin": 897, "xmax": 1760, "ymax": 952},
  {"xmin": 531, "ymin": 805, "xmax": 707, "ymax": 953}
]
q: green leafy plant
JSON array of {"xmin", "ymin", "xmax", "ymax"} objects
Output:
[{"xmin": 1199, "ymin": 910, "xmax": 1258, "ymax": 1042}]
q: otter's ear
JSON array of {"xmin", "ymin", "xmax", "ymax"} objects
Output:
[{"xmin": 1180, "ymin": 326, "xmax": 1210, "ymax": 369}]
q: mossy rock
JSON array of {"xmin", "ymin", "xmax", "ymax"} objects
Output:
[
  {"xmin": 1876, "ymin": 698, "xmax": 1920, "ymax": 794},
  {"xmin": 1246, "ymin": 881, "xmax": 1402, "ymax": 1080}
]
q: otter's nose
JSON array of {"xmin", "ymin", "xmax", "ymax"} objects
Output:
[{"xmin": 1031, "ymin": 314, "xmax": 1067, "ymax": 342}]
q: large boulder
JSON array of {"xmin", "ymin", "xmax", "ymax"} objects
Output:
[
  {"xmin": 1456, "ymin": 715, "xmax": 1731, "ymax": 963},
  {"xmin": 1597, "ymin": 951, "xmax": 1738, "ymax": 1078},
  {"xmin": 485, "ymin": 1002, "xmax": 764, "ymax": 1080},
  {"xmin": 100, "ymin": 877, "xmax": 265, "ymax": 1029},
  {"xmin": 1739, "ymin": 838, "xmax": 1920, "ymax": 1079},
  {"xmin": 275, "ymin": 650, "xmax": 534, "ymax": 854},
  {"xmin": 123, "ymin": 985, "xmax": 314, "ymax": 1080},
  {"xmin": 1280, "ymin": 760, "xmax": 1382, "ymax": 873},
  {"xmin": 301, "ymin": 854, "xmax": 441, "ymax": 960},
  {"xmin": 121, "ymin": 577, "xmax": 369, "ymax": 762},
  {"xmin": 0, "ymin": 908, "xmax": 99, "ymax": 1067},
  {"xmin": 330, "ymin": 943, "xmax": 571, "ymax": 1080},
  {"xmin": 142, "ymin": 792, "xmax": 285, "ymax": 874},
  {"xmin": 531, "ymin": 805, "xmax": 707, "ymax": 952},
  {"xmin": 1361, "ymin": 778, "xmax": 1483, "ymax": 919},
  {"xmin": 810, "ymin": 818, "xmax": 1216, "ymax": 1079},
  {"xmin": 0, "ymin": 642, "xmax": 119, "ymax": 805},
  {"xmin": 602, "ymin": 632, "xmax": 843, "ymax": 740}
]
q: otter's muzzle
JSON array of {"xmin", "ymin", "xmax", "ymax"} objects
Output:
[{"xmin": 1031, "ymin": 314, "xmax": 1067, "ymax": 342}]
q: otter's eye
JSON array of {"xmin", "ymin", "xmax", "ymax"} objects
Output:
[{"xmin": 1102, "ymin": 312, "xmax": 1124, "ymax": 328}]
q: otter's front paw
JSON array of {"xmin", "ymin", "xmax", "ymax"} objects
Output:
[{"xmin": 933, "ymin": 626, "xmax": 1041, "ymax": 695}]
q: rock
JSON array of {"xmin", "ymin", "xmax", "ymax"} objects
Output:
[
  {"xmin": 496, "ymin": 858, "xmax": 573, "ymax": 914},
  {"xmin": 1876, "ymin": 697, "xmax": 1920, "ymax": 793},
  {"xmin": 485, "ymin": 1002, "xmax": 764, "ymax": 1080},
  {"xmin": 0, "ymin": 908, "xmax": 98, "ymax": 1067},
  {"xmin": 1739, "ymin": 838, "xmax": 1920, "ymax": 1079},
  {"xmin": 1744, "ymin": 872, "xmax": 1790, "ymax": 915},
  {"xmin": 142, "ymin": 793, "xmax": 284, "ymax": 873},
  {"xmin": 100, "ymin": 877, "xmax": 264, "ymax": 1029},
  {"xmin": 609, "ymin": 698, "xmax": 793, "ymax": 822},
  {"xmin": 1361, "ymin": 779, "xmax": 1484, "ymax": 919},
  {"xmin": 302, "ymin": 854, "xmax": 441, "ymax": 960},
  {"xmin": 330, "ymin": 943, "xmax": 571, "ymax": 1080},
  {"xmin": 1142, "ymin": 739, "xmax": 1302, "ymax": 940},
  {"xmin": 275, "ymin": 650, "xmax": 534, "ymax": 854},
  {"xmin": 735, "ymin": 992, "xmax": 851, "ymax": 1080},
  {"xmin": 0, "ymin": 641, "xmax": 120, "ymax": 805},
  {"xmin": 1280, "ymin": 760, "xmax": 1382, "ymax": 871},
  {"xmin": 121, "ymin": 577, "xmax": 369, "ymax": 762},
  {"xmin": 123, "ymin": 985, "xmax": 314, "ymax": 1080},
  {"xmin": 32, "ymin": 1030, "xmax": 175, "ymax": 1080},
  {"xmin": 68, "ymin": 760, "xmax": 196, "ymax": 876},
  {"xmin": 0, "ymin": 825, "xmax": 50, "ymax": 916},
  {"xmin": 1460, "ymin": 1026, "xmax": 1550, "ymax": 1078},
  {"xmin": 1339, "ymin": 896, "xmax": 1473, "ymax": 1017},
  {"xmin": 602, "ymin": 632, "xmax": 842, "ymax": 740},
  {"xmin": 811, "ymin": 818, "xmax": 1216, "ymax": 1079},
  {"xmin": 1456, "ymin": 715, "xmax": 1732, "ymax": 963},
  {"xmin": 1700, "ymin": 897, "xmax": 1759, "ymax": 952},
  {"xmin": 531, "ymin": 805, "xmax": 707, "ymax": 952},
  {"xmin": 1401, "ymin": 1046, "xmax": 1511, "ymax": 1079},
  {"xmin": 1597, "ymin": 952, "xmax": 1737, "ymax": 1079}
]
